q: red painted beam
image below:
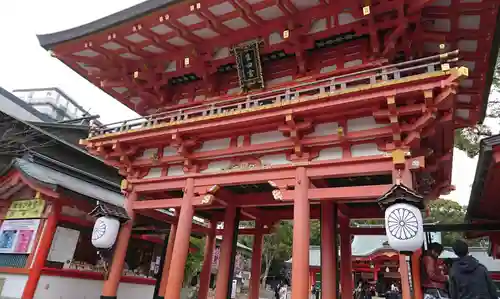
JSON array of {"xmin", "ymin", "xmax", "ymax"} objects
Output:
[
  {"xmin": 129, "ymin": 156, "xmax": 393, "ymax": 193},
  {"xmin": 279, "ymin": 185, "xmax": 392, "ymax": 201},
  {"xmin": 132, "ymin": 184, "xmax": 389, "ymax": 210},
  {"xmin": 132, "ymin": 196, "xmax": 212, "ymax": 210}
]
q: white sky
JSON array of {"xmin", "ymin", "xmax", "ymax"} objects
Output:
[{"xmin": 0, "ymin": 0, "xmax": 496, "ymax": 207}]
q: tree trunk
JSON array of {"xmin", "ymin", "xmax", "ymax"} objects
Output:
[{"xmin": 260, "ymin": 258, "xmax": 273, "ymax": 288}]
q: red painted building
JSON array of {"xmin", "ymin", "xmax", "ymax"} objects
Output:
[
  {"xmin": 466, "ymin": 135, "xmax": 500, "ymax": 260},
  {"xmin": 35, "ymin": 1, "xmax": 500, "ymax": 299}
]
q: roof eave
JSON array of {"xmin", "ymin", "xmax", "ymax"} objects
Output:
[
  {"xmin": 37, "ymin": 0, "xmax": 183, "ymax": 50},
  {"xmin": 0, "ymin": 159, "xmax": 16, "ymax": 177},
  {"xmin": 479, "ymin": 6, "xmax": 500, "ymax": 124},
  {"xmin": 466, "ymin": 134, "xmax": 500, "ymax": 220}
]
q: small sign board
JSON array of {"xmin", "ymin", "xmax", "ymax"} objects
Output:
[
  {"xmin": 5, "ymin": 199, "xmax": 45, "ymax": 219},
  {"xmin": 231, "ymin": 279, "xmax": 237, "ymax": 299},
  {"xmin": 0, "ymin": 219, "xmax": 40, "ymax": 254},
  {"xmin": 232, "ymin": 40, "xmax": 264, "ymax": 91}
]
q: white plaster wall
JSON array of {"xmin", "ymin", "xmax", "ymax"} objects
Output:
[
  {"xmin": 267, "ymin": 76, "xmax": 292, "ymax": 87},
  {"xmin": 0, "ymin": 273, "xmax": 28, "ymax": 298},
  {"xmin": 201, "ymin": 161, "xmax": 232, "ymax": 173},
  {"xmin": 351, "ymin": 143, "xmax": 383, "ymax": 157},
  {"xmin": 194, "ymin": 95, "xmax": 206, "ymax": 102},
  {"xmin": 347, "ymin": 116, "xmax": 387, "ymax": 132},
  {"xmin": 167, "ymin": 165, "xmax": 185, "ymax": 176},
  {"xmin": 250, "ymin": 131, "xmax": 287, "ymax": 145},
  {"xmin": 144, "ymin": 167, "xmax": 162, "ymax": 179},
  {"xmin": 195, "ymin": 138, "xmax": 231, "ymax": 152},
  {"xmin": 268, "ymin": 32, "xmax": 283, "ymax": 45},
  {"xmin": 320, "ymin": 64, "xmax": 337, "ymax": 74},
  {"xmin": 237, "ymin": 136, "xmax": 245, "ymax": 147},
  {"xmin": 309, "ymin": 18, "xmax": 327, "ymax": 34},
  {"xmin": 259, "ymin": 154, "xmax": 289, "ymax": 166},
  {"xmin": 33, "ymin": 276, "xmax": 154, "ymax": 299},
  {"xmin": 314, "ymin": 147, "xmax": 343, "ymax": 161},
  {"xmin": 165, "ymin": 61, "xmax": 176, "ymax": 72},
  {"xmin": 227, "ymin": 87, "xmax": 242, "ymax": 95},
  {"xmin": 141, "ymin": 148, "xmax": 158, "ymax": 159},
  {"xmin": 344, "ymin": 59, "xmax": 362, "ymax": 68},
  {"xmin": 163, "ymin": 146, "xmax": 178, "ymax": 157},
  {"xmin": 308, "ymin": 122, "xmax": 339, "ymax": 137}
]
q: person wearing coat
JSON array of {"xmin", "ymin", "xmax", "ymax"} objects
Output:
[{"xmin": 422, "ymin": 242, "xmax": 450, "ymax": 298}]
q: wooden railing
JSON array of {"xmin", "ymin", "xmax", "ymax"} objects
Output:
[{"xmin": 89, "ymin": 50, "xmax": 460, "ymax": 138}]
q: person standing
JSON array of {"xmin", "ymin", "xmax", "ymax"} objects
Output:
[
  {"xmin": 449, "ymin": 240, "xmax": 498, "ymax": 299},
  {"xmin": 421, "ymin": 242, "xmax": 450, "ymax": 298}
]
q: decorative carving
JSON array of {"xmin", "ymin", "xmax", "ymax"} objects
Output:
[
  {"xmin": 227, "ymin": 157, "xmax": 262, "ymax": 171},
  {"xmin": 201, "ymin": 194, "xmax": 214, "ymax": 205},
  {"xmin": 272, "ymin": 189, "xmax": 284, "ymax": 201}
]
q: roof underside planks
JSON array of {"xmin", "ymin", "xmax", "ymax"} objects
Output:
[
  {"xmin": 467, "ymin": 134, "xmax": 500, "ymax": 222},
  {"xmin": 36, "ymin": 0, "xmax": 500, "ymax": 123}
]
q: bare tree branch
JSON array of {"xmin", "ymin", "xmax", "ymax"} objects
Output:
[{"xmin": 0, "ymin": 116, "xmax": 54, "ymax": 158}]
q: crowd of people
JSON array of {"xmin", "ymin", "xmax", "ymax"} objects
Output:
[
  {"xmin": 308, "ymin": 239, "xmax": 498, "ymax": 299},
  {"xmin": 421, "ymin": 240, "xmax": 497, "ymax": 299}
]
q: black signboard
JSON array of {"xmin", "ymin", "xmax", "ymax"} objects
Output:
[{"xmin": 232, "ymin": 40, "xmax": 264, "ymax": 91}]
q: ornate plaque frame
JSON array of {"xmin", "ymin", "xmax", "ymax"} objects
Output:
[{"xmin": 231, "ymin": 39, "xmax": 265, "ymax": 91}]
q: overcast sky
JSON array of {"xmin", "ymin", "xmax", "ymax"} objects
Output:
[{"xmin": 0, "ymin": 0, "xmax": 496, "ymax": 206}]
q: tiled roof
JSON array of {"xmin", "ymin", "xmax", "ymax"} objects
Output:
[
  {"xmin": 287, "ymin": 235, "xmax": 392, "ymax": 267},
  {"xmin": 15, "ymin": 157, "xmax": 125, "ymax": 207},
  {"xmin": 89, "ymin": 202, "xmax": 129, "ymax": 221}
]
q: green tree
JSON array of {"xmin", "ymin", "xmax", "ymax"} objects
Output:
[
  {"xmin": 310, "ymin": 220, "xmax": 321, "ymax": 246},
  {"xmin": 260, "ymin": 221, "xmax": 293, "ymax": 285},
  {"xmin": 424, "ymin": 198, "xmax": 486, "ymax": 247},
  {"xmin": 240, "ymin": 221, "xmax": 293, "ymax": 286},
  {"xmin": 426, "ymin": 198, "xmax": 467, "ymax": 246},
  {"xmin": 454, "ymin": 52, "xmax": 500, "ymax": 157},
  {"xmin": 184, "ymin": 237, "xmax": 205, "ymax": 287}
]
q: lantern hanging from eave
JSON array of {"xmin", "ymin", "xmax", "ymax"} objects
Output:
[
  {"xmin": 92, "ymin": 216, "xmax": 120, "ymax": 249},
  {"xmin": 377, "ymin": 184, "xmax": 425, "ymax": 254}
]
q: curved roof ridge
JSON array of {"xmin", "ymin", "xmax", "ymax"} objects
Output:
[{"xmin": 37, "ymin": 0, "xmax": 181, "ymax": 49}]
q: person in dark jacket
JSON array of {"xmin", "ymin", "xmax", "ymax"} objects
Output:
[
  {"xmin": 422, "ymin": 242, "xmax": 450, "ymax": 298},
  {"xmin": 449, "ymin": 240, "xmax": 498, "ymax": 299}
]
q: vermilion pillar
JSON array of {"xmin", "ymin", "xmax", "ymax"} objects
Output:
[
  {"xmin": 399, "ymin": 255, "xmax": 411, "ymax": 299},
  {"xmin": 22, "ymin": 201, "xmax": 60, "ymax": 299},
  {"xmin": 158, "ymin": 222, "xmax": 177, "ymax": 299},
  {"xmin": 215, "ymin": 206, "xmax": 237, "ymax": 299},
  {"xmin": 339, "ymin": 216, "xmax": 352, "ymax": 299},
  {"xmin": 249, "ymin": 225, "xmax": 264, "ymax": 299},
  {"xmin": 198, "ymin": 222, "xmax": 216, "ymax": 299},
  {"xmin": 164, "ymin": 178, "xmax": 195, "ymax": 299},
  {"xmin": 101, "ymin": 191, "xmax": 137, "ymax": 299},
  {"xmin": 412, "ymin": 250, "xmax": 423, "ymax": 299},
  {"xmin": 321, "ymin": 201, "xmax": 337, "ymax": 299},
  {"xmin": 291, "ymin": 167, "xmax": 310, "ymax": 299}
]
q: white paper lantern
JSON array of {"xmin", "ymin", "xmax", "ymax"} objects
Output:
[
  {"xmin": 384, "ymin": 203, "xmax": 424, "ymax": 253},
  {"xmin": 91, "ymin": 216, "xmax": 120, "ymax": 249}
]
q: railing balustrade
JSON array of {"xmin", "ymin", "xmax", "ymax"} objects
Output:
[{"xmin": 89, "ymin": 50, "xmax": 460, "ymax": 138}]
